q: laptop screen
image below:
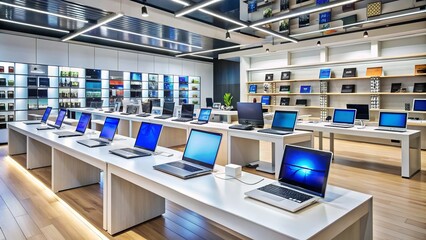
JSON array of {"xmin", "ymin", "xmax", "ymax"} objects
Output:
[
  {"xmin": 99, "ymin": 117, "xmax": 120, "ymax": 141},
  {"xmin": 379, "ymin": 112, "xmax": 407, "ymax": 128},
  {"xmin": 198, "ymin": 109, "xmax": 212, "ymax": 122},
  {"xmin": 41, "ymin": 107, "xmax": 52, "ymax": 123},
  {"xmin": 134, "ymin": 122, "xmax": 163, "ymax": 151},
  {"xmin": 272, "ymin": 111, "xmax": 298, "ymax": 131},
  {"xmin": 163, "ymin": 102, "xmax": 175, "ymax": 116},
  {"xmin": 279, "ymin": 145, "xmax": 332, "ymax": 197},
  {"xmin": 181, "ymin": 104, "xmax": 194, "ymax": 118},
  {"xmin": 182, "ymin": 129, "xmax": 222, "ymax": 169},
  {"xmin": 333, "ymin": 109, "xmax": 356, "ymax": 124},
  {"xmin": 75, "ymin": 113, "xmax": 91, "ymax": 133},
  {"xmin": 54, "ymin": 109, "xmax": 67, "ymax": 127},
  {"xmin": 413, "ymin": 99, "xmax": 426, "ymax": 111}
]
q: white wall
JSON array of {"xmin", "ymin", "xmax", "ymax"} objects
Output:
[{"xmin": 0, "ymin": 33, "xmax": 214, "ymax": 107}]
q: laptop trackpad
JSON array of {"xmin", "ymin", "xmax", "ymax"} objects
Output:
[{"xmin": 262, "ymin": 193, "xmax": 285, "ymax": 202}]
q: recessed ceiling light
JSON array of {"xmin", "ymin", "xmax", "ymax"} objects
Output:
[
  {"xmin": 266, "ymin": 48, "xmax": 270, "ymax": 53},
  {"xmin": 0, "ymin": 18, "xmax": 70, "ymax": 33},
  {"xmin": 141, "ymin": 6, "xmax": 149, "ymax": 17}
]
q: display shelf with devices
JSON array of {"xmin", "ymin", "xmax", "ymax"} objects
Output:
[{"xmin": 59, "ymin": 67, "xmax": 86, "ymax": 109}]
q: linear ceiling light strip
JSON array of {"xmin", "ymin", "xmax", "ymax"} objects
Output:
[
  {"xmin": 61, "ymin": 12, "xmax": 123, "ymax": 42},
  {"xmin": 81, "ymin": 34, "xmax": 182, "ymax": 53},
  {"xmin": 191, "ymin": 55, "xmax": 214, "ymax": 60},
  {"xmin": 0, "ymin": 18, "xmax": 70, "ymax": 33},
  {"xmin": 176, "ymin": 44, "xmax": 245, "ymax": 57},
  {"xmin": 0, "ymin": 2, "xmax": 88, "ymax": 23},
  {"xmin": 175, "ymin": 0, "xmax": 222, "ymax": 17},
  {"xmin": 251, "ymin": 26, "xmax": 298, "ymax": 43},
  {"xmin": 102, "ymin": 26, "xmax": 202, "ymax": 49}
]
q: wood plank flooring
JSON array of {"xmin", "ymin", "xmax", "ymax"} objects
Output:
[{"xmin": 0, "ymin": 138, "xmax": 425, "ymax": 239}]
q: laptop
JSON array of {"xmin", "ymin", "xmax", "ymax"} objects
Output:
[
  {"xmin": 23, "ymin": 107, "xmax": 52, "ymax": 125},
  {"xmin": 37, "ymin": 109, "xmax": 67, "ymax": 130},
  {"xmin": 325, "ymin": 109, "xmax": 356, "ymax": 128},
  {"xmin": 375, "ymin": 112, "xmax": 408, "ymax": 132},
  {"xmin": 155, "ymin": 102, "xmax": 175, "ymax": 119},
  {"xmin": 54, "ymin": 113, "xmax": 91, "ymax": 138},
  {"xmin": 191, "ymin": 108, "xmax": 212, "ymax": 125},
  {"xmin": 77, "ymin": 117, "xmax": 120, "ymax": 147},
  {"xmin": 258, "ymin": 110, "xmax": 298, "ymax": 135},
  {"xmin": 245, "ymin": 145, "xmax": 333, "ymax": 212},
  {"xmin": 173, "ymin": 104, "xmax": 194, "ymax": 122},
  {"xmin": 110, "ymin": 122, "xmax": 163, "ymax": 158},
  {"xmin": 121, "ymin": 105, "xmax": 139, "ymax": 115},
  {"xmin": 153, "ymin": 129, "xmax": 222, "ymax": 179}
]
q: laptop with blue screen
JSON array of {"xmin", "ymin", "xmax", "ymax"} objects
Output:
[
  {"xmin": 37, "ymin": 109, "xmax": 67, "ymax": 130},
  {"xmin": 110, "ymin": 122, "xmax": 163, "ymax": 158},
  {"xmin": 245, "ymin": 145, "xmax": 333, "ymax": 212},
  {"xmin": 54, "ymin": 113, "xmax": 91, "ymax": 138},
  {"xmin": 24, "ymin": 107, "xmax": 52, "ymax": 125},
  {"xmin": 77, "ymin": 117, "xmax": 120, "ymax": 147},
  {"xmin": 375, "ymin": 112, "xmax": 407, "ymax": 132},
  {"xmin": 258, "ymin": 110, "xmax": 298, "ymax": 135},
  {"xmin": 191, "ymin": 108, "xmax": 212, "ymax": 125},
  {"xmin": 153, "ymin": 129, "xmax": 222, "ymax": 179},
  {"xmin": 325, "ymin": 109, "xmax": 356, "ymax": 128}
]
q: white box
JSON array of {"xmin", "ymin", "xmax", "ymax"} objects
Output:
[{"xmin": 225, "ymin": 164, "xmax": 242, "ymax": 178}]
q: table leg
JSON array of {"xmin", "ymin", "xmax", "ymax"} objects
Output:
[
  {"xmin": 229, "ymin": 135, "xmax": 259, "ymax": 166},
  {"xmin": 8, "ymin": 128, "xmax": 26, "ymax": 155},
  {"xmin": 27, "ymin": 137, "xmax": 52, "ymax": 169},
  {"xmin": 329, "ymin": 133, "xmax": 335, "ymax": 152},
  {"xmin": 318, "ymin": 132, "xmax": 323, "ymax": 150},
  {"xmin": 227, "ymin": 115, "xmax": 232, "ymax": 124},
  {"xmin": 401, "ymin": 135, "xmax": 421, "ymax": 178}
]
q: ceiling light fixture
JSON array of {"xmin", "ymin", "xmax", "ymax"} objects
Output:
[
  {"xmin": 61, "ymin": 12, "xmax": 123, "ymax": 42},
  {"xmin": 250, "ymin": 0, "xmax": 358, "ymax": 27},
  {"xmin": 0, "ymin": 18, "xmax": 70, "ymax": 33},
  {"xmin": 317, "ymin": 41, "xmax": 321, "ymax": 46},
  {"xmin": 141, "ymin": 6, "xmax": 149, "ymax": 17},
  {"xmin": 0, "ymin": 2, "xmax": 88, "ymax": 23},
  {"xmin": 191, "ymin": 55, "xmax": 214, "ymax": 60},
  {"xmin": 176, "ymin": 44, "xmax": 245, "ymax": 58},
  {"xmin": 102, "ymin": 26, "xmax": 202, "ymax": 49},
  {"xmin": 175, "ymin": 0, "xmax": 222, "ymax": 17},
  {"xmin": 266, "ymin": 48, "xmax": 270, "ymax": 53},
  {"xmin": 251, "ymin": 26, "xmax": 298, "ymax": 43},
  {"xmin": 81, "ymin": 34, "xmax": 182, "ymax": 53},
  {"xmin": 363, "ymin": 31, "xmax": 369, "ymax": 38},
  {"xmin": 225, "ymin": 31, "xmax": 231, "ymax": 39}
]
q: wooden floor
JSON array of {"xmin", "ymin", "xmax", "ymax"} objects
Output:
[{"xmin": 0, "ymin": 138, "xmax": 425, "ymax": 240}]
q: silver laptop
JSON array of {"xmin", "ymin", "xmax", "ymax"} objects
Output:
[
  {"xmin": 375, "ymin": 112, "xmax": 408, "ymax": 132},
  {"xmin": 110, "ymin": 122, "xmax": 163, "ymax": 158},
  {"xmin": 37, "ymin": 109, "xmax": 67, "ymax": 130},
  {"xmin": 325, "ymin": 109, "xmax": 356, "ymax": 128},
  {"xmin": 191, "ymin": 108, "xmax": 212, "ymax": 125},
  {"xmin": 153, "ymin": 129, "xmax": 222, "ymax": 179},
  {"xmin": 173, "ymin": 104, "xmax": 195, "ymax": 122},
  {"xmin": 258, "ymin": 110, "xmax": 298, "ymax": 135},
  {"xmin": 77, "ymin": 117, "xmax": 120, "ymax": 148},
  {"xmin": 245, "ymin": 145, "xmax": 333, "ymax": 212},
  {"xmin": 54, "ymin": 112, "xmax": 91, "ymax": 138},
  {"xmin": 24, "ymin": 107, "xmax": 52, "ymax": 125}
]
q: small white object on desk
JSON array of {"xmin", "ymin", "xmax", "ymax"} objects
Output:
[{"xmin": 225, "ymin": 164, "xmax": 242, "ymax": 178}]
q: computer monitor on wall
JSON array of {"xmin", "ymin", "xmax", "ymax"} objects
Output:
[{"xmin": 346, "ymin": 104, "xmax": 369, "ymax": 128}]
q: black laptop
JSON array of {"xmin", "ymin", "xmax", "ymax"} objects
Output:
[
  {"xmin": 37, "ymin": 109, "xmax": 66, "ymax": 130},
  {"xmin": 24, "ymin": 107, "xmax": 52, "ymax": 125},
  {"xmin": 110, "ymin": 122, "xmax": 163, "ymax": 158},
  {"xmin": 258, "ymin": 110, "xmax": 298, "ymax": 135},
  {"xmin": 77, "ymin": 117, "xmax": 120, "ymax": 148},
  {"xmin": 54, "ymin": 112, "xmax": 91, "ymax": 138},
  {"xmin": 191, "ymin": 108, "xmax": 212, "ymax": 125},
  {"xmin": 155, "ymin": 102, "xmax": 175, "ymax": 119},
  {"xmin": 173, "ymin": 104, "xmax": 194, "ymax": 122},
  {"xmin": 153, "ymin": 129, "xmax": 222, "ymax": 179}
]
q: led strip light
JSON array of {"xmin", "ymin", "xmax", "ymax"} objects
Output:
[
  {"xmin": 175, "ymin": 0, "xmax": 222, "ymax": 17},
  {"xmin": 176, "ymin": 44, "xmax": 245, "ymax": 57},
  {"xmin": 0, "ymin": 18, "xmax": 70, "ymax": 33}
]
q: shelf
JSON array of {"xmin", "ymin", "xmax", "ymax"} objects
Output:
[
  {"xmin": 248, "ymin": 92, "xmax": 426, "ymax": 96},
  {"xmin": 263, "ymin": 105, "xmax": 332, "ymax": 109}
]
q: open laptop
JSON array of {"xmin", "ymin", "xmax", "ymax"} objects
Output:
[
  {"xmin": 375, "ymin": 112, "xmax": 408, "ymax": 132},
  {"xmin": 77, "ymin": 117, "xmax": 120, "ymax": 147},
  {"xmin": 37, "ymin": 109, "xmax": 67, "ymax": 130},
  {"xmin": 23, "ymin": 107, "xmax": 52, "ymax": 125},
  {"xmin": 110, "ymin": 122, "xmax": 163, "ymax": 158},
  {"xmin": 325, "ymin": 109, "xmax": 356, "ymax": 128},
  {"xmin": 191, "ymin": 108, "xmax": 212, "ymax": 125},
  {"xmin": 121, "ymin": 105, "xmax": 139, "ymax": 115},
  {"xmin": 173, "ymin": 104, "xmax": 194, "ymax": 122},
  {"xmin": 153, "ymin": 129, "xmax": 222, "ymax": 179},
  {"xmin": 245, "ymin": 145, "xmax": 333, "ymax": 212},
  {"xmin": 258, "ymin": 110, "xmax": 298, "ymax": 135},
  {"xmin": 155, "ymin": 102, "xmax": 175, "ymax": 119},
  {"xmin": 54, "ymin": 113, "xmax": 91, "ymax": 138}
]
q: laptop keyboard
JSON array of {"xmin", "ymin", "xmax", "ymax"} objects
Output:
[
  {"xmin": 121, "ymin": 148, "xmax": 151, "ymax": 156},
  {"xmin": 325, "ymin": 124, "xmax": 353, "ymax": 128},
  {"xmin": 259, "ymin": 184, "xmax": 313, "ymax": 203},
  {"xmin": 173, "ymin": 118, "xmax": 193, "ymax": 122},
  {"xmin": 167, "ymin": 162, "xmax": 202, "ymax": 172}
]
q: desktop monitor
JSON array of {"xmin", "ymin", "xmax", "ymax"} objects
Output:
[
  {"xmin": 413, "ymin": 99, "xmax": 426, "ymax": 111},
  {"xmin": 162, "ymin": 102, "xmax": 175, "ymax": 116},
  {"xmin": 279, "ymin": 145, "xmax": 332, "ymax": 197},
  {"xmin": 332, "ymin": 109, "xmax": 356, "ymax": 124},
  {"xmin": 75, "ymin": 113, "xmax": 91, "ymax": 133},
  {"xmin": 41, "ymin": 107, "xmax": 52, "ymax": 123},
  {"xmin": 346, "ymin": 104, "xmax": 369, "ymax": 120},
  {"xmin": 272, "ymin": 110, "xmax": 298, "ymax": 131},
  {"xmin": 134, "ymin": 122, "xmax": 163, "ymax": 152},
  {"xmin": 182, "ymin": 129, "xmax": 222, "ymax": 168},
  {"xmin": 99, "ymin": 117, "xmax": 120, "ymax": 141},
  {"xmin": 378, "ymin": 112, "xmax": 407, "ymax": 129},
  {"xmin": 198, "ymin": 108, "xmax": 212, "ymax": 122},
  {"xmin": 181, "ymin": 104, "xmax": 194, "ymax": 118},
  {"xmin": 55, "ymin": 109, "xmax": 67, "ymax": 127},
  {"xmin": 237, "ymin": 102, "xmax": 264, "ymax": 128}
]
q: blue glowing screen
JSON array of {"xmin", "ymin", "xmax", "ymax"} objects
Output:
[
  {"xmin": 413, "ymin": 99, "xmax": 426, "ymax": 111},
  {"xmin": 333, "ymin": 109, "xmax": 356, "ymax": 124},
  {"xmin": 272, "ymin": 111, "xmax": 297, "ymax": 130},
  {"xmin": 279, "ymin": 145, "xmax": 332, "ymax": 197},
  {"xmin": 198, "ymin": 109, "xmax": 211, "ymax": 121},
  {"xmin": 41, "ymin": 107, "xmax": 52, "ymax": 123},
  {"xmin": 100, "ymin": 117, "xmax": 120, "ymax": 140},
  {"xmin": 55, "ymin": 109, "xmax": 67, "ymax": 126},
  {"xmin": 135, "ymin": 122, "xmax": 162, "ymax": 151},
  {"xmin": 76, "ymin": 113, "xmax": 91, "ymax": 133},
  {"xmin": 379, "ymin": 112, "xmax": 407, "ymax": 128},
  {"xmin": 183, "ymin": 130, "xmax": 222, "ymax": 167}
]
